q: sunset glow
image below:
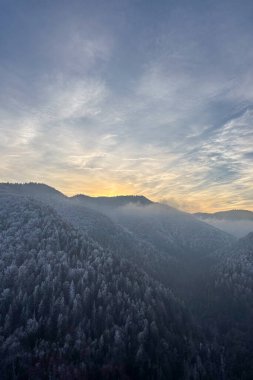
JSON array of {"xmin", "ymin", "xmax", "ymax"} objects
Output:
[{"xmin": 1, "ymin": 1, "xmax": 253, "ymax": 212}]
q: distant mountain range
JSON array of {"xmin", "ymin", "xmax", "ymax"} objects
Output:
[
  {"xmin": 194, "ymin": 209, "xmax": 253, "ymax": 238},
  {"xmin": 194, "ymin": 209, "xmax": 253, "ymax": 220}
]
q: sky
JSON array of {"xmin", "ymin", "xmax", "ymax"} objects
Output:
[{"xmin": 0, "ymin": 0, "xmax": 253, "ymax": 212}]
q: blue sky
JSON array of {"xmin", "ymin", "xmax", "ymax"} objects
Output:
[{"xmin": 1, "ymin": 0, "xmax": 253, "ymax": 211}]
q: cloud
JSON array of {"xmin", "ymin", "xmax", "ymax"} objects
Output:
[{"xmin": 1, "ymin": 0, "xmax": 253, "ymax": 211}]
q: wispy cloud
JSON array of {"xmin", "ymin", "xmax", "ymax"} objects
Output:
[{"xmin": 1, "ymin": 1, "xmax": 253, "ymax": 211}]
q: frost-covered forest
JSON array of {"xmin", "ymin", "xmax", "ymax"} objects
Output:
[{"xmin": 0, "ymin": 183, "xmax": 252, "ymax": 379}]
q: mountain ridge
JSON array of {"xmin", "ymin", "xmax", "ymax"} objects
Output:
[
  {"xmin": 0, "ymin": 182, "xmax": 152, "ymax": 205},
  {"xmin": 194, "ymin": 209, "xmax": 253, "ymax": 220}
]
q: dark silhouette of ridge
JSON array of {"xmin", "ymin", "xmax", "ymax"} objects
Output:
[
  {"xmin": 72, "ymin": 193, "xmax": 152, "ymax": 207},
  {"xmin": 194, "ymin": 209, "xmax": 253, "ymax": 221},
  {"xmin": 0, "ymin": 182, "xmax": 152, "ymax": 206}
]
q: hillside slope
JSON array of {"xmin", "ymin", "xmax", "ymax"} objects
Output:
[
  {"xmin": 194, "ymin": 233, "xmax": 253, "ymax": 379},
  {"xmin": 0, "ymin": 183, "xmax": 235, "ymax": 298},
  {"xmin": 0, "ymin": 194, "xmax": 219, "ymax": 379}
]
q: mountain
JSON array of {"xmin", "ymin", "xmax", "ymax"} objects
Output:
[
  {"xmin": 0, "ymin": 194, "xmax": 220, "ymax": 379},
  {"xmin": 0, "ymin": 183, "xmax": 234, "ymax": 298},
  {"xmin": 108, "ymin": 202, "xmax": 234, "ymax": 258},
  {"xmin": 71, "ymin": 194, "xmax": 235, "ymax": 296},
  {"xmin": 194, "ymin": 210, "xmax": 253, "ymax": 238},
  {"xmin": 0, "ymin": 182, "xmax": 65, "ymax": 200},
  {"xmin": 0, "ymin": 184, "xmax": 188, "ymax": 292},
  {"xmin": 70, "ymin": 189, "xmax": 234, "ymax": 259},
  {"xmin": 0, "ymin": 183, "xmax": 252, "ymax": 379},
  {"xmin": 0, "ymin": 184, "xmax": 235, "ymax": 258},
  {"xmin": 194, "ymin": 210, "xmax": 253, "ymax": 221},
  {"xmin": 71, "ymin": 194, "xmax": 152, "ymax": 209}
]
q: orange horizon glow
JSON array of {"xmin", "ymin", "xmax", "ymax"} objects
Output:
[
  {"xmin": 2, "ymin": 177, "xmax": 253, "ymax": 214},
  {"xmin": 17, "ymin": 178, "xmax": 251, "ymax": 214}
]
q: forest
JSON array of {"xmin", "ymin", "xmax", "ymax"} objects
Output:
[{"xmin": 0, "ymin": 183, "xmax": 252, "ymax": 379}]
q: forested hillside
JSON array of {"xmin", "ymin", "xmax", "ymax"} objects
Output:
[
  {"xmin": 0, "ymin": 194, "xmax": 220, "ymax": 379},
  {"xmin": 0, "ymin": 183, "xmax": 235, "ymax": 297},
  {"xmin": 0, "ymin": 183, "xmax": 252, "ymax": 379},
  {"xmin": 197, "ymin": 233, "xmax": 253, "ymax": 380}
]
